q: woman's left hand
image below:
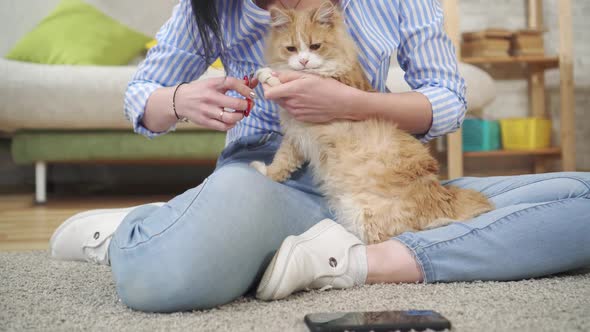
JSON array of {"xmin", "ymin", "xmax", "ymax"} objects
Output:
[{"xmin": 262, "ymin": 71, "xmax": 364, "ymax": 123}]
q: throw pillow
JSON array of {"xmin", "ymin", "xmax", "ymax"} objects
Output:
[{"xmin": 5, "ymin": 0, "xmax": 151, "ymax": 65}]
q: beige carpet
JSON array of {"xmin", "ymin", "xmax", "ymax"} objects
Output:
[{"xmin": 1, "ymin": 251, "xmax": 589, "ymax": 331}]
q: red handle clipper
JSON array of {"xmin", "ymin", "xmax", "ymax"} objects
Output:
[
  {"xmin": 243, "ymin": 75, "xmax": 254, "ymax": 117},
  {"xmin": 245, "ymin": 98, "xmax": 253, "ymax": 117}
]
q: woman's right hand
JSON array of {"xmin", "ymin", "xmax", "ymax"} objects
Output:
[
  {"xmin": 142, "ymin": 76, "xmax": 256, "ymax": 133},
  {"xmin": 176, "ymin": 77, "xmax": 256, "ymax": 131}
]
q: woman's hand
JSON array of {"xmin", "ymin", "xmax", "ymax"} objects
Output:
[
  {"xmin": 175, "ymin": 77, "xmax": 256, "ymax": 131},
  {"xmin": 262, "ymin": 71, "xmax": 364, "ymax": 123},
  {"xmin": 142, "ymin": 76, "xmax": 257, "ymax": 133}
]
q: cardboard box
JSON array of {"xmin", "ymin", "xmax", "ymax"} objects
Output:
[
  {"xmin": 511, "ymin": 29, "xmax": 545, "ymax": 56},
  {"xmin": 462, "ymin": 28, "xmax": 512, "ymax": 57}
]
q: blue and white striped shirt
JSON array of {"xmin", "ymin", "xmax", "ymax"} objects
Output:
[{"xmin": 125, "ymin": 0, "xmax": 466, "ymax": 144}]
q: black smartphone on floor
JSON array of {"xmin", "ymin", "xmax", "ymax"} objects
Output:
[{"xmin": 304, "ymin": 310, "xmax": 451, "ymax": 332}]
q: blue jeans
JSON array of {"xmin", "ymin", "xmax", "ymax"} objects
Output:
[{"xmin": 109, "ymin": 133, "xmax": 590, "ymax": 312}]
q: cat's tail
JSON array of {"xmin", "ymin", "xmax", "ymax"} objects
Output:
[{"xmin": 446, "ymin": 185, "xmax": 494, "ymax": 220}]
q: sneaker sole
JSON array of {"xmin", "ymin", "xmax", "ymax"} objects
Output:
[{"xmin": 256, "ymin": 219, "xmax": 339, "ymax": 300}]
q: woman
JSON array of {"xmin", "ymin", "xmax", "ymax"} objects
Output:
[{"xmin": 50, "ymin": 0, "xmax": 590, "ymax": 312}]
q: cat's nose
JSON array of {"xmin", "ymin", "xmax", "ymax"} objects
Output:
[{"xmin": 299, "ymin": 59, "xmax": 309, "ymax": 66}]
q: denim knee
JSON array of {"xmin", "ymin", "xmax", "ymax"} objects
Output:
[
  {"xmin": 549, "ymin": 172, "xmax": 590, "ymax": 199},
  {"xmin": 110, "ymin": 164, "xmax": 284, "ymax": 312},
  {"xmin": 114, "ymin": 267, "xmax": 239, "ymax": 313}
]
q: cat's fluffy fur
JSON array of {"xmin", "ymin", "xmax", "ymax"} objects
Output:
[{"xmin": 251, "ymin": 2, "xmax": 493, "ymax": 244}]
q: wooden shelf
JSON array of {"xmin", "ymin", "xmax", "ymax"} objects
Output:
[
  {"xmin": 464, "ymin": 147, "xmax": 561, "ymax": 158},
  {"xmin": 462, "ymin": 55, "xmax": 559, "ymax": 69},
  {"xmin": 442, "ymin": 0, "xmax": 575, "ymax": 177}
]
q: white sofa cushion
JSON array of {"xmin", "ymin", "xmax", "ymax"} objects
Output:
[
  {"xmin": 387, "ymin": 63, "xmax": 496, "ymax": 113},
  {"xmin": 0, "ymin": 0, "xmax": 181, "ymax": 132},
  {"xmin": 0, "ymin": 58, "xmax": 224, "ymax": 132}
]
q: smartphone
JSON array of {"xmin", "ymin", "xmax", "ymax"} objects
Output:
[{"xmin": 304, "ymin": 310, "xmax": 451, "ymax": 332}]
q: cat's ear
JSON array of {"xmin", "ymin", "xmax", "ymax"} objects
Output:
[
  {"xmin": 312, "ymin": 1, "xmax": 337, "ymax": 25},
  {"xmin": 269, "ymin": 6, "xmax": 292, "ymax": 29}
]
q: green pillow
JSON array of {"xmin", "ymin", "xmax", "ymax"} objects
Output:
[{"xmin": 5, "ymin": 0, "xmax": 151, "ymax": 65}]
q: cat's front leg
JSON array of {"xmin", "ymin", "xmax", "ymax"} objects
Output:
[
  {"xmin": 255, "ymin": 67, "xmax": 281, "ymax": 87},
  {"xmin": 250, "ymin": 137, "xmax": 304, "ymax": 182}
]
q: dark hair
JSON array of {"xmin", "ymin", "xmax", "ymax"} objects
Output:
[{"xmin": 190, "ymin": 0, "xmax": 223, "ymax": 63}]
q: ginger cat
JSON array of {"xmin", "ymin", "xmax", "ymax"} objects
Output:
[{"xmin": 251, "ymin": 1, "xmax": 493, "ymax": 244}]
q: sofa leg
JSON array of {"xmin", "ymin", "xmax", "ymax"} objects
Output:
[{"xmin": 35, "ymin": 161, "xmax": 47, "ymax": 204}]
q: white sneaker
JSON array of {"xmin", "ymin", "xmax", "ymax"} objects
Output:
[
  {"xmin": 49, "ymin": 203, "xmax": 164, "ymax": 265},
  {"xmin": 256, "ymin": 219, "xmax": 366, "ymax": 301}
]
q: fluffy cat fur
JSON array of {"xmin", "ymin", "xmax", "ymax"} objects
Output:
[{"xmin": 251, "ymin": 1, "xmax": 493, "ymax": 244}]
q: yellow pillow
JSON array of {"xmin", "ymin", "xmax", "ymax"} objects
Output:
[
  {"xmin": 6, "ymin": 0, "xmax": 151, "ymax": 65},
  {"xmin": 146, "ymin": 39, "xmax": 224, "ymax": 70},
  {"xmin": 210, "ymin": 58, "xmax": 223, "ymax": 69},
  {"xmin": 145, "ymin": 39, "xmax": 158, "ymax": 50}
]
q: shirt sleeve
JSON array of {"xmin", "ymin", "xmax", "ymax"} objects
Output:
[
  {"xmin": 124, "ymin": 0, "xmax": 218, "ymax": 138},
  {"xmin": 396, "ymin": 0, "xmax": 467, "ymax": 143}
]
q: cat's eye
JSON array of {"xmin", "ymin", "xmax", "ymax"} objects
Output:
[
  {"xmin": 286, "ymin": 46, "xmax": 298, "ymax": 52},
  {"xmin": 309, "ymin": 43, "xmax": 322, "ymax": 51}
]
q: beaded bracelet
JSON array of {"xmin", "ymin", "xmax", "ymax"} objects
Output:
[{"xmin": 172, "ymin": 82, "xmax": 189, "ymax": 122}]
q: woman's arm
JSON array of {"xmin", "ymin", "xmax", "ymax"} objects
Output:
[
  {"xmin": 125, "ymin": 0, "xmax": 203, "ymax": 136},
  {"xmin": 125, "ymin": 0, "xmax": 212, "ymax": 137},
  {"xmin": 140, "ymin": 86, "xmax": 181, "ymax": 133},
  {"xmin": 348, "ymin": 0, "xmax": 467, "ymax": 140},
  {"xmin": 392, "ymin": 0, "xmax": 467, "ymax": 142},
  {"xmin": 344, "ymin": 90, "xmax": 433, "ymax": 135},
  {"xmin": 263, "ymin": 74, "xmax": 432, "ymax": 135}
]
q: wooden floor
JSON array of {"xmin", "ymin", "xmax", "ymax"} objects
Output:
[{"xmin": 0, "ymin": 194, "xmax": 172, "ymax": 252}]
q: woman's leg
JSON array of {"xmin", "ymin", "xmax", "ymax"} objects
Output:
[
  {"xmin": 251, "ymin": 172, "xmax": 590, "ymax": 299},
  {"xmin": 387, "ymin": 172, "xmax": 590, "ymax": 283},
  {"xmin": 252, "ymin": 172, "xmax": 590, "ymax": 300},
  {"xmin": 109, "ymin": 134, "xmax": 334, "ymax": 312}
]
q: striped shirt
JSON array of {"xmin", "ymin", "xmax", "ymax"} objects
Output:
[{"xmin": 125, "ymin": 0, "xmax": 466, "ymax": 144}]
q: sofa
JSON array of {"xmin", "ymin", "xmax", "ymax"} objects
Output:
[
  {"xmin": 0, "ymin": 0, "xmax": 229, "ymax": 203},
  {"xmin": 0, "ymin": 0, "xmax": 495, "ymax": 203}
]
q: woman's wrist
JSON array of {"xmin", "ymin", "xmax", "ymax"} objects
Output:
[
  {"xmin": 342, "ymin": 88, "xmax": 373, "ymax": 121},
  {"xmin": 142, "ymin": 86, "xmax": 181, "ymax": 133},
  {"xmin": 172, "ymin": 83, "xmax": 190, "ymax": 122}
]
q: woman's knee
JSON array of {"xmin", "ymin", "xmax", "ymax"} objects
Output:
[
  {"xmin": 112, "ymin": 223, "xmax": 262, "ymax": 313},
  {"xmin": 487, "ymin": 172, "xmax": 590, "ymax": 207},
  {"xmin": 544, "ymin": 172, "xmax": 590, "ymax": 199},
  {"xmin": 110, "ymin": 164, "xmax": 282, "ymax": 312},
  {"xmin": 112, "ymin": 226, "xmax": 269, "ymax": 313},
  {"xmin": 113, "ymin": 261, "xmax": 242, "ymax": 312}
]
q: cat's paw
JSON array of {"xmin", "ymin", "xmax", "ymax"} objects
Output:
[
  {"xmin": 256, "ymin": 68, "xmax": 281, "ymax": 87},
  {"xmin": 250, "ymin": 161, "xmax": 268, "ymax": 176}
]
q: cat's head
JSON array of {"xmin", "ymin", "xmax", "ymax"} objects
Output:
[{"xmin": 265, "ymin": 1, "xmax": 358, "ymax": 77}]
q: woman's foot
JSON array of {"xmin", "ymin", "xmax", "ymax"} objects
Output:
[
  {"xmin": 256, "ymin": 219, "xmax": 368, "ymax": 300},
  {"xmin": 50, "ymin": 203, "xmax": 164, "ymax": 265}
]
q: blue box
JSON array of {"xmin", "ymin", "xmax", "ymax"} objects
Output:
[{"xmin": 462, "ymin": 119, "xmax": 501, "ymax": 152}]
